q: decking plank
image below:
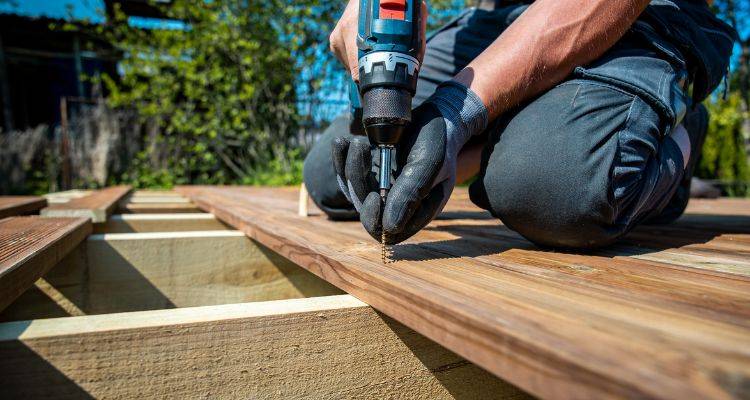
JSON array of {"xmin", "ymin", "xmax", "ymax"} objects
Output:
[
  {"xmin": 41, "ymin": 186, "xmax": 131, "ymax": 223},
  {"xmin": 0, "ymin": 217, "xmax": 91, "ymax": 312},
  {"xmin": 177, "ymin": 185, "xmax": 750, "ymax": 400},
  {"xmin": 0, "ymin": 196, "xmax": 47, "ymax": 219}
]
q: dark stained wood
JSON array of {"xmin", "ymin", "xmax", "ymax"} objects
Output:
[
  {"xmin": 176, "ymin": 185, "xmax": 750, "ymax": 400},
  {"xmin": 41, "ymin": 186, "xmax": 131, "ymax": 223},
  {"xmin": 0, "ymin": 217, "xmax": 91, "ymax": 312},
  {"xmin": 0, "ymin": 196, "xmax": 47, "ymax": 219}
]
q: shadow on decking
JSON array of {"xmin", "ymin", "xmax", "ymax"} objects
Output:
[{"xmin": 390, "ymin": 213, "xmax": 750, "ymax": 262}]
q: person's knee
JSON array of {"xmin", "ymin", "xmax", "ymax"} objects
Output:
[
  {"xmin": 483, "ymin": 170, "xmax": 622, "ymax": 249},
  {"xmin": 477, "ymin": 83, "xmax": 636, "ymax": 249},
  {"xmin": 302, "ymin": 115, "xmax": 358, "ymax": 220}
]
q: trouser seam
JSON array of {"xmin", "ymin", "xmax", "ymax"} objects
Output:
[{"xmin": 612, "ymin": 96, "xmax": 639, "ymax": 224}]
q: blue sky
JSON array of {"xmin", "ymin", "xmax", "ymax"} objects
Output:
[
  {"xmin": 0, "ymin": 0, "xmax": 184, "ymax": 29},
  {"xmin": 0, "ymin": 0, "xmax": 105, "ymax": 21}
]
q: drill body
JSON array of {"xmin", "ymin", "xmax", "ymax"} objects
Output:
[{"xmin": 354, "ymin": 0, "xmax": 423, "ymax": 200}]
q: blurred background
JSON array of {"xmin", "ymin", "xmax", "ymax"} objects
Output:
[{"xmin": 0, "ymin": 0, "xmax": 747, "ymax": 196}]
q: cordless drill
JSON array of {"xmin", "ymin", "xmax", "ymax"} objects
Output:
[{"xmin": 354, "ymin": 0, "xmax": 423, "ymax": 203}]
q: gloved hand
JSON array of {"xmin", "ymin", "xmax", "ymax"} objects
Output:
[{"xmin": 332, "ymin": 81, "xmax": 488, "ymax": 244}]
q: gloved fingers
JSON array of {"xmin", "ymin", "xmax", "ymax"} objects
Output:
[
  {"xmin": 361, "ymin": 181, "xmax": 451, "ymax": 245},
  {"xmin": 360, "ymin": 192, "xmax": 383, "ymax": 242},
  {"xmin": 383, "ymin": 126, "xmax": 446, "ymax": 234},
  {"xmin": 345, "ymin": 137, "xmax": 376, "ymax": 211},
  {"xmin": 385, "ymin": 180, "xmax": 451, "ymax": 244},
  {"xmin": 332, "ymin": 136, "xmax": 352, "ymax": 203}
]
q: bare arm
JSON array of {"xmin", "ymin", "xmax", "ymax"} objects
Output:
[{"xmin": 454, "ymin": 0, "xmax": 652, "ymax": 119}]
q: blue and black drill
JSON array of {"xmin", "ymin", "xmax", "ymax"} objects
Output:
[{"xmin": 352, "ymin": 0, "xmax": 423, "ymax": 203}]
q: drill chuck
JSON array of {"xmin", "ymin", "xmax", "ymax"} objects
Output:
[{"xmin": 362, "ymin": 86, "xmax": 411, "ymax": 145}]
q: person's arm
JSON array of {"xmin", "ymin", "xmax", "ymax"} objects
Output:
[{"xmin": 454, "ymin": 0, "xmax": 651, "ymax": 120}]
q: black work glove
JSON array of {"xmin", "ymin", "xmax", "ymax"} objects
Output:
[{"xmin": 333, "ymin": 81, "xmax": 488, "ymax": 244}]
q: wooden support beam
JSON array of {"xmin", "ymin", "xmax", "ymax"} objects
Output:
[
  {"xmin": 0, "ymin": 295, "xmax": 529, "ymax": 399},
  {"xmin": 43, "ymin": 190, "xmax": 90, "ymax": 204},
  {"xmin": 129, "ymin": 190, "xmax": 180, "ymax": 197},
  {"xmin": 126, "ymin": 197, "xmax": 190, "ymax": 204},
  {"xmin": 94, "ymin": 213, "xmax": 230, "ymax": 233},
  {"xmin": 42, "ymin": 186, "xmax": 132, "ymax": 223},
  {"xmin": 1, "ymin": 230, "xmax": 342, "ymax": 320},
  {"xmin": 0, "ymin": 196, "xmax": 47, "ymax": 219},
  {"xmin": 119, "ymin": 202, "xmax": 201, "ymax": 214},
  {"xmin": 0, "ymin": 217, "xmax": 91, "ymax": 312}
]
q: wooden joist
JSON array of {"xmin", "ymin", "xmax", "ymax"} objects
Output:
[
  {"xmin": 0, "ymin": 217, "xmax": 91, "ymax": 312},
  {"xmin": 119, "ymin": 202, "xmax": 202, "ymax": 214},
  {"xmin": 93, "ymin": 213, "xmax": 229, "ymax": 233},
  {"xmin": 177, "ymin": 186, "xmax": 750, "ymax": 400},
  {"xmin": 0, "ymin": 295, "xmax": 529, "ymax": 399},
  {"xmin": 41, "ymin": 186, "xmax": 131, "ymax": 223},
  {"xmin": 1, "ymin": 230, "xmax": 342, "ymax": 320},
  {"xmin": 0, "ymin": 196, "xmax": 47, "ymax": 219}
]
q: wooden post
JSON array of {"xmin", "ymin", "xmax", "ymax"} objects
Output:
[
  {"xmin": 0, "ymin": 34, "xmax": 13, "ymax": 133},
  {"xmin": 59, "ymin": 97, "xmax": 71, "ymax": 191},
  {"xmin": 72, "ymin": 35, "xmax": 84, "ymax": 98},
  {"xmin": 298, "ymin": 183, "xmax": 309, "ymax": 217}
]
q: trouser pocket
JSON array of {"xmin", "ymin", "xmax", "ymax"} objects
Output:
[{"xmin": 572, "ymin": 32, "xmax": 688, "ymax": 137}]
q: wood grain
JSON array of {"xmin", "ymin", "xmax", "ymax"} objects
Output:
[
  {"xmin": 93, "ymin": 213, "xmax": 230, "ymax": 233},
  {"xmin": 0, "ymin": 196, "xmax": 47, "ymax": 219},
  {"xmin": 41, "ymin": 186, "xmax": 131, "ymax": 223},
  {"xmin": 177, "ymin": 186, "xmax": 750, "ymax": 400},
  {"xmin": 119, "ymin": 202, "xmax": 202, "ymax": 214},
  {"xmin": 0, "ymin": 217, "xmax": 91, "ymax": 312},
  {"xmin": 0, "ymin": 295, "xmax": 530, "ymax": 400},
  {"xmin": 0, "ymin": 230, "xmax": 342, "ymax": 320}
]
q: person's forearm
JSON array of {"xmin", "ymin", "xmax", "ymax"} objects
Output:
[{"xmin": 454, "ymin": 0, "xmax": 651, "ymax": 119}]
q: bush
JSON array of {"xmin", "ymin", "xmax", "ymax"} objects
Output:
[
  {"xmin": 698, "ymin": 94, "xmax": 750, "ymax": 196},
  {"xmin": 93, "ymin": 0, "xmax": 331, "ymax": 186}
]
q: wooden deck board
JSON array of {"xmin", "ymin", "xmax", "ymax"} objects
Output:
[
  {"xmin": 41, "ymin": 186, "xmax": 131, "ymax": 223},
  {"xmin": 0, "ymin": 217, "xmax": 91, "ymax": 312},
  {"xmin": 0, "ymin": 196, "xmax": 47, "ymax": 219},
  {"xmin": 177, "ymin": 185, "xmax": 750, "ymax": 400}
]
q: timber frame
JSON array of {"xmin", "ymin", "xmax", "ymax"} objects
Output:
[
  {"xmin": 0, "ymin": 186, "xmax": 748, "ymax": 399},
  {"xmin": 0, "ymin": 188, "xmax": 532, "ymax": 400}
]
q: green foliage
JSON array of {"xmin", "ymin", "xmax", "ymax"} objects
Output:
[
  {"xmin": 115, "ymin": 151, "xmax": 182, "ymax": 189},
  {"xmin": 95, "ymin": 0, "xmax": 328, "ymax": 186},
  {"xmin": 698, "ymin": 94, "xmax": 750, "ymax": 196},
  {"xmin": 239, "ymin": 149, "xmax": 304, "ymax": 186},
  {"xmin": 426, "ymin": 0, "xmax": 467, "ymax": 31}
]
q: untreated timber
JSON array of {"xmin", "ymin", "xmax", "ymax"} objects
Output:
[
  {"xmin": 1, "ymin": 230, "xmax": 342, "ymax": 320},
  {"xmin": 43, "ymin": 190, "xmax": 90, "ymax": 204},
  {"xmin": 94, "ymin": 213, "xmax": 229, "ymax": 233},
  {"xmin": 0, "ymin": 217, "xmax": 91, "ymax": 312},
  {"xmin": 119, "ymin": 202, "xmax": 201, "ymax": 214},
  {"xmin": 126, "ymin": 196, "xmax": 190, "ymax": 204},
  {"xmin": 177, "ymin": 186, "xmax": 750, "ymax": 400},
  {"xmin": 0, "ymin": 295, "xmax": 529, "ymax": 399},
  {"xmin": 41, "ymin": 186, "xmax": 131, "ymax": 223},
  {"xmin": 0, "ymin": 196, "xmax": 47, "ymax": 219}
]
